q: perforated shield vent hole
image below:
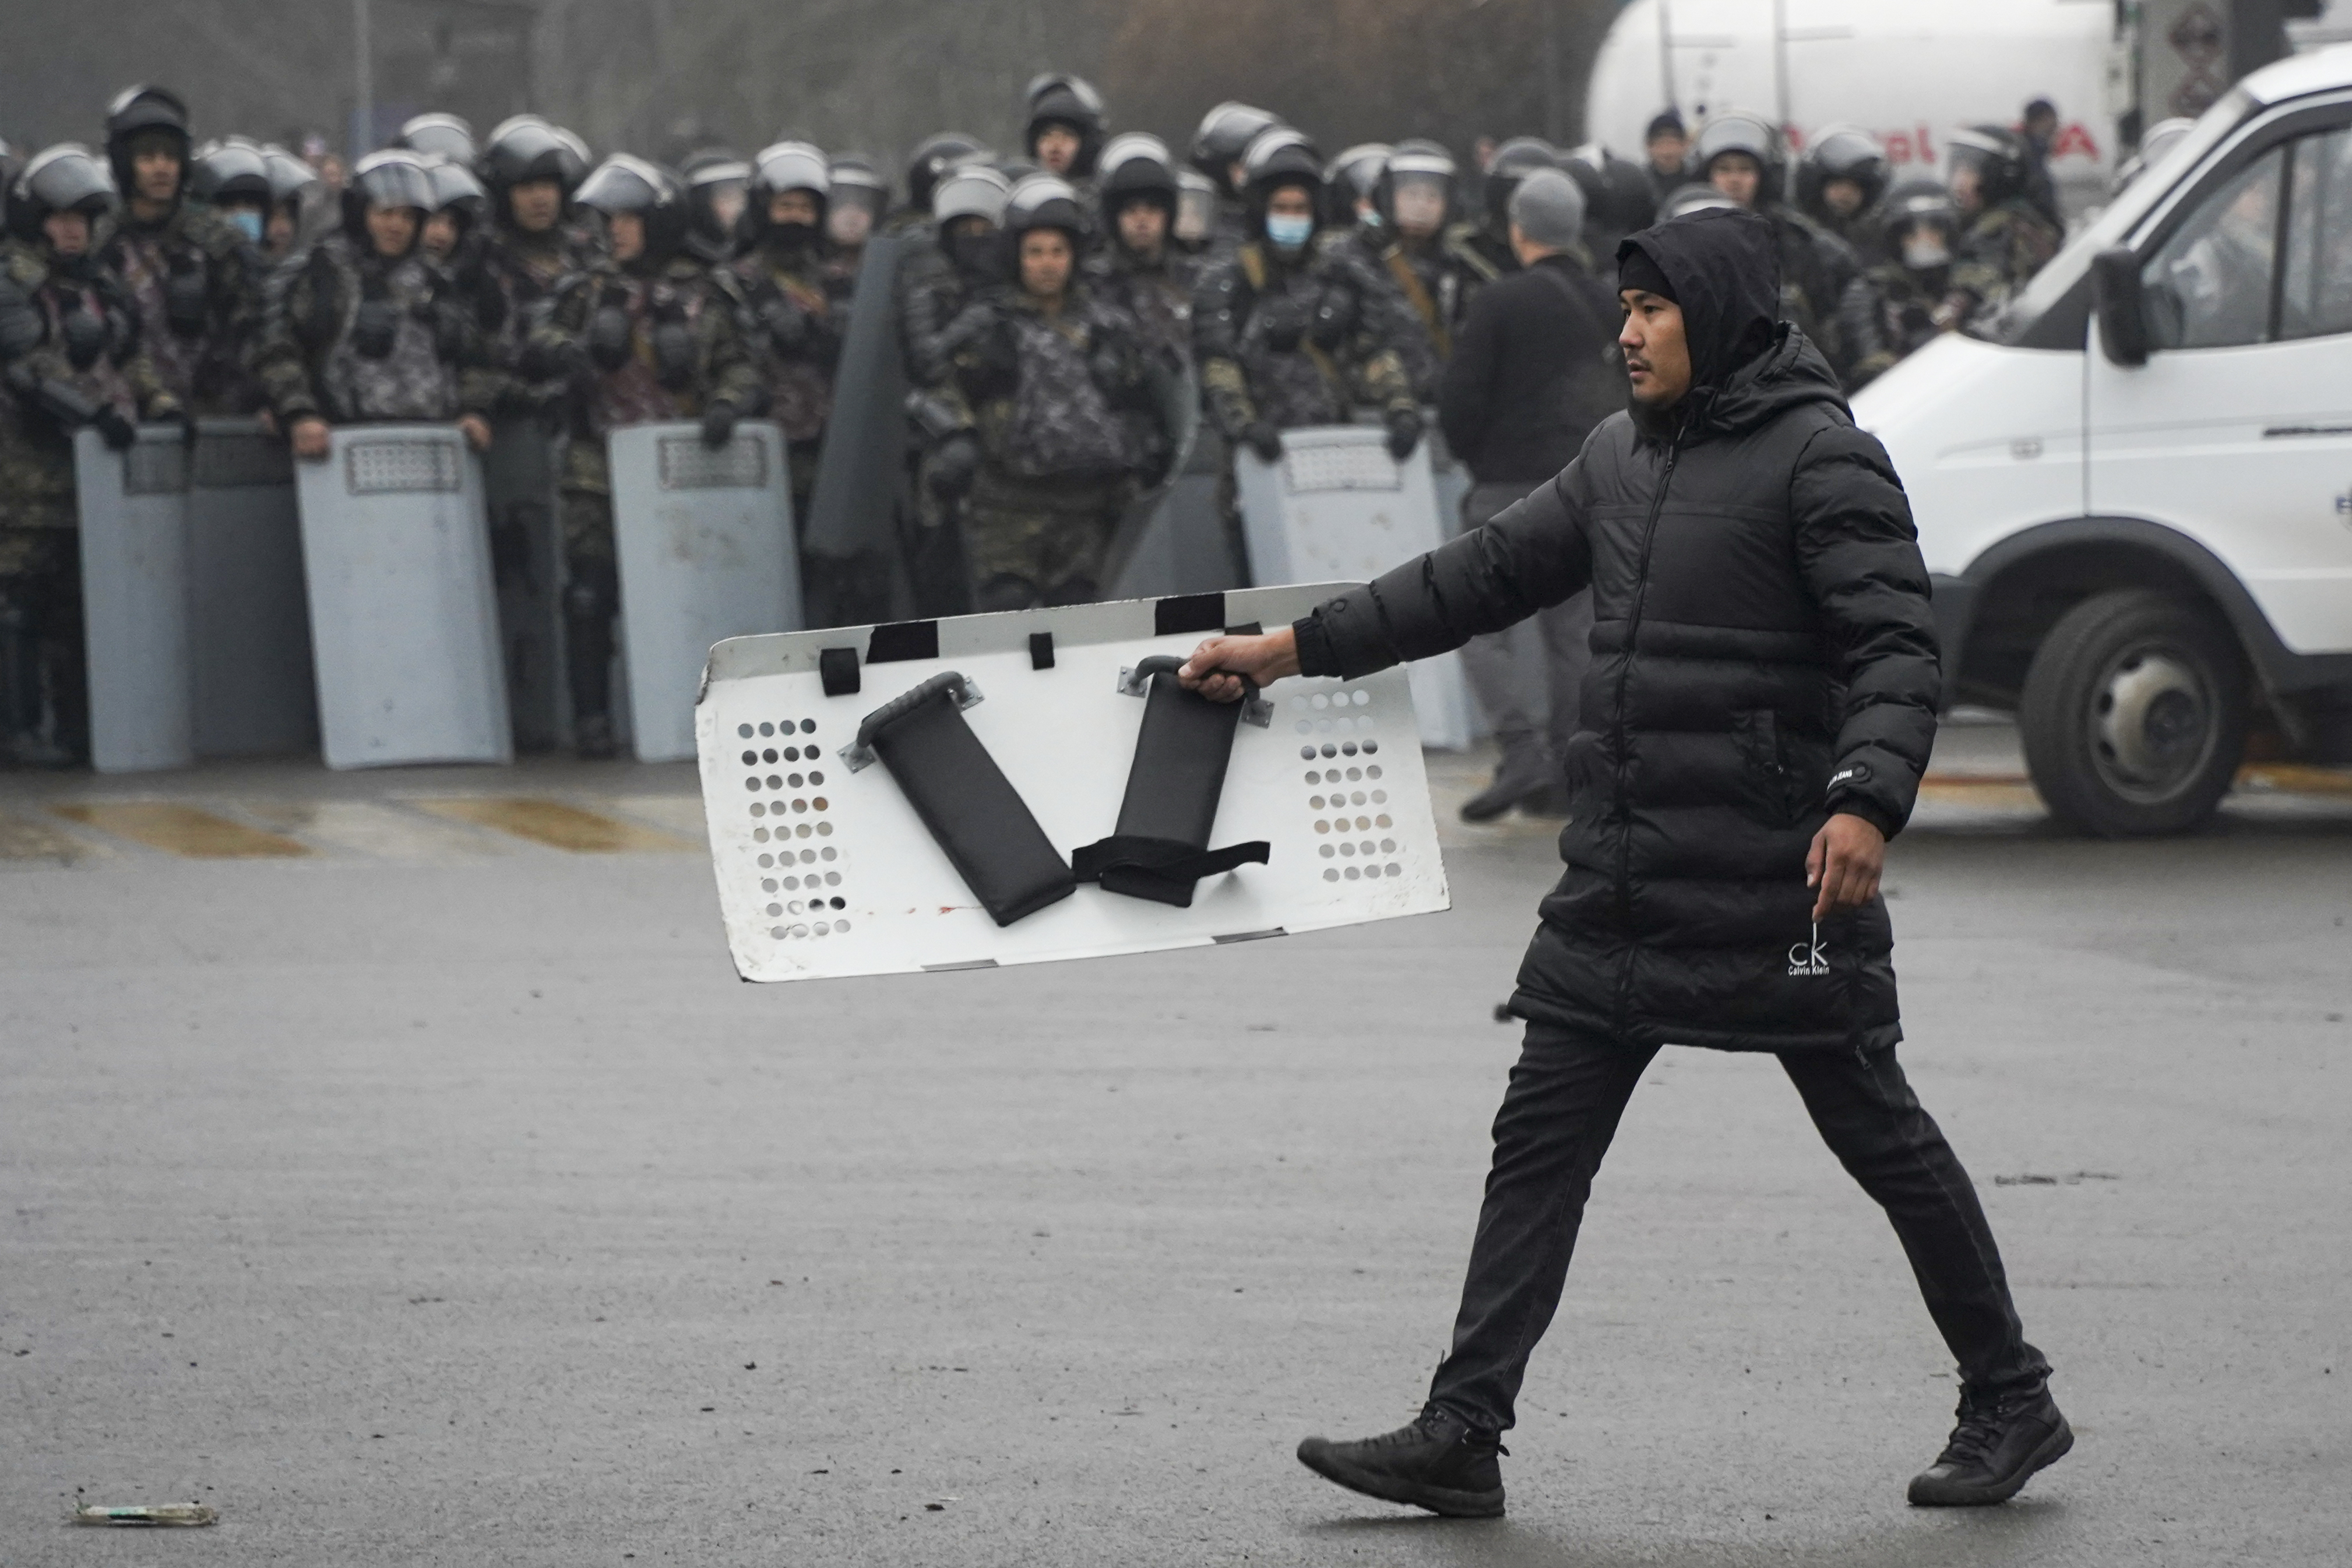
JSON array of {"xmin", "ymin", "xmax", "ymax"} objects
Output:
[
  {"xmin": 345, "ymin": 438, "xmax": 462, "ymax": 495},
  {"xmin": 1297, "ymin": 688, "xmax": 1400, "ymax": 884},
  {"xmin": 659, "ymin": 434, "xmax": 768, "ymax": 491},
  {"xmin": 742, "ymin": 715, "xmax": 847, "ymax": 939},
  {"xmin": 1282, "ymin": 442, "xmax": 1401, "ymax": 494}
]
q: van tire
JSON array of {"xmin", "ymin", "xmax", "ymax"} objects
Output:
[{"xmin": 2019, "ymin": 589, "xmax": 2248, "ymax": 837}]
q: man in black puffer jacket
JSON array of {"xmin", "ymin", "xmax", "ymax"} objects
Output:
[{"xmin": 1178, "ymin": 206, "xmax": 2067, "ymax": 1520}]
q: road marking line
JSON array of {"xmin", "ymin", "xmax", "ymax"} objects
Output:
[
  {"xmin": 48, "ymin": 802, "xmax": 311, "ymax": 859},
  {"xmin": 0, "ymin": 811, "xmax": 110, "ymax": 863},
  {"xmin": 237, "ymin": 799, "xmax": 515, "ymax": 859},
  {"xmin": 409, "ymin": 797, "xmax": 695, "ymax": 853}
]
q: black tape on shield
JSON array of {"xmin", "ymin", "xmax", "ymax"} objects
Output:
[
  {"xmin": 1072, "ymin": 656, "xmax": 1270, "ymax": 908},
  {"xmin": 855, "ymin": 672, "xmax": 1074, "ymax": 926}
]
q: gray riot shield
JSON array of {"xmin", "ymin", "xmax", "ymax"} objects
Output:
[
  {"xmin": 294, "ymin": 425, "xmax": 512, "ymax": 769},
  {"xmin": 75, "ymin": 425, "xmax": 193, "ymax": 773},
  {"xmin": 1234, "ymin": 425, "xmax": 1477, "ymax": 750},
  {"xmin": 1107, "ymin": 422, "xmax": 1241, "ymax": 600},
  {"xmin": 801, "ymin": 232, "xmax": 908, "ymax": 563},
  {"xmin": 608, "ymin": 419, "xmax": 802, "ymax": 763},
  {"xmin": 188, "ymin": 418, "xmax": 317, "ymax": 756},
  {"xmin": 481, "ymin": 415, "xmax": 568, "ymax": 750}
]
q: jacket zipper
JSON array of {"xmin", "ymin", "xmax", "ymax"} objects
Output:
[{"xmin": 1608, "ymin": 427, "xmax": 1683, "ymax": 1037}]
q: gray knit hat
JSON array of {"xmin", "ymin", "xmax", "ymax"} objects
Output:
[{"xmin": 1508, "ymin": 166, "xmax": 1586, "ymax": 249}]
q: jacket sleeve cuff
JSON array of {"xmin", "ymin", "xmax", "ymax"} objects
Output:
[
  {"xmin": 1828, "ymin": 793, "xmax": 1904, "ymax": 842},
  {"xmin": 1291, "ymin": 614, "xmax": 1339, "ymax": 678}
]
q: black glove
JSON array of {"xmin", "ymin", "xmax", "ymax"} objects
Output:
[
  {"xmin": 94, "ymin": 406, "xmax": 137, "ymax": 452},
  {"xmin": 699, "ymin": 400, "xmax": 739, "ymax": 449},
  {"xmin": 1309, "ymin": 285, "xmax": 1358, "ymax": 350},
  {"xmin": 177, "ymin": 410, "xmax": 201, "ymax": 446},
  {"xmin": 1242, "ymin": 421, "xmax": 1283, "ymax": 463},
  {"xmin": 587, "ymin": 302, "xmax": 633, "ymax": 371},
  {"xmin": 978, "ymin": 313, "xmax": 1021, "ymax": 378},
  {"xmin": 763, "ymin": 297, "xmax": 814, "ymax": 355},
  {"xmin": 927, "ymin": 432, "xmax": 981, "ymax": 499},
  {"xmin": 1385, "ymin": 407, "xmax": 1423, "ymax": 461},
  {"xmin": 1256, "ymin": 294, "xmax": 1311, "ymax": 352}
]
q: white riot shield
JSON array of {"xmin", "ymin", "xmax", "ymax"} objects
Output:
[
  {"xmin": 188, "ymin": 418, "xmax": 317, "ymax": 756},
  {"xmin": 481, "ymin": 416, "xmax": 568, "ymax": 752},
  {"xmin": 609, "ymin": 419, "xmax": 801, "ymax": 764},
  {"xmin": 294, "ymin": 425, "xmax": 511, "ymax": 769},
  {"xmin": 74, "ymin": 425, "xmax": 193, "ymax": 773},
  {"xmin": 1233, "ymin": 425, "xmax": 1477, "ymax": 750},
  {"xmin": 696, "ymin": 584, "xmax": 1448, "ymax": 983}
]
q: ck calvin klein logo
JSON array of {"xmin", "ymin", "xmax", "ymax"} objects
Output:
[{"xmin": 1788, "ymin": 924, "xmax": 1830, "ymax": 977}]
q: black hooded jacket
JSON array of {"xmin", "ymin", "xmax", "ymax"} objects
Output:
[{"xmin": 1293, "ymin": 207, "xmax": 1940, "ymax": 1054}]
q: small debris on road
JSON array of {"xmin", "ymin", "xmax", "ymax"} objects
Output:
[{"xmin": 73, "ymin": 1503, "xmax": 217, "ymax": 1527}]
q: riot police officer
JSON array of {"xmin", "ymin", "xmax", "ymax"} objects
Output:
[
  {"xmin": 251, "ymin": 149, "xmax": 495, "ymax": 460},
  {"xmin": 946, "ymin": 175, "xmax": 1159, "ymax": 611},
  {"xmin": 398, "ymin": 114, "xmax": 477, "ymax": 167},
  {"xmin": 1947, "ymin": 125, "xmax": 2063, "ymax": 301},
  {"xmin": 886, "ymin": 132, "xmax": 990, "ymax": 238},
  {"xmin": 474, "ymin": 115, "xmax": 597, "ymax": 389},
  {"xmin": 526, "ymin": 156, "xmax": 760, "ymax": 758},
  {"xmin": 1798, "ymin": 124, "xmax": 1892, "ymax": 266},
  {"xmin": 1189, "ymin": 102, "xmax": 1280, "ymax": 256},
  {"xmin": 680, "ymin": 149, "xmax": 752, "ymax": 264},
  {"xmin": 1087, "ymin": 133, "xmax": 1193, "ymax": 367},
  {"xmin": 1, "ymin": 145, "xmax": 182, "ymax": 764},
  {"xmin": 1321, "ymin": 143, "xmax": 1392, "ymax": 244},
  {"xmin": 1448, "ymin": 137, "xmax": 1557, "ymax": 306},
  {"xmin": 825, "ymin": 153, "xmax": 886, "ymax": 275},
  {"xmin": 189, "ymin": 139, "xmax": 273, "ymax": 252},
  {"xmin": 1360, "ymin": 139, "xmax": 1473, "ymax": 400},
  {"xmin": 730, "ymin": 143, "xmax": 850, "ymax": 516},
  {"xmin": 1837, "ymin": 179, "xmax": 2004, "ymax": 390},
  {"xmin": 1692, "ymin": 109, "xmax": 1857, "ymax": 367},
  {"xmin": 1192, "ymin": 127, "xmax": 1420, "ymax": 575},
  {"xmin": 96, "ymin": 86, "xmax": 262, "ymax": 417},
  {"xmin": 258, "ymin": 145, "xmax": 318, "ymax": 261},
  {"xmin": 1024, "ymin": 75, "xmax": 1107, "ymax": 191},
  {"xmin": 1173, "ymin": 170, "xmax": 1219, "ymax": 256}
]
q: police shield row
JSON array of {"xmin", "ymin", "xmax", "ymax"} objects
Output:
[{"xmin": 0, "ymin": 78, "xmax": 2071, "ymax": 773}]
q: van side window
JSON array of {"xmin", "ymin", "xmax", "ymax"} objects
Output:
[
  {"xmin": 2280, "ymin": 128, "xmax": 2352, "ymax": 340},
  {"xmin": 2141, "ymin": 146, "xmax": 2285, "ymax": 350}
]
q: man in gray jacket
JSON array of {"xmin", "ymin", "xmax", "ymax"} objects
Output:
[{"xmin": 1179, "ymin": 206, "xmax": 2067, "ymax": 1520}]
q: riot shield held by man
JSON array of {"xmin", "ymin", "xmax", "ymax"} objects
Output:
[{"xmin": 1177, "ymin": 206, "xmax": 2068, "ymax": 1519}]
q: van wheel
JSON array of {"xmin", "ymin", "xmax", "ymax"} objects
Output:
[{"xmin": 2019, "ymin": 589, "xmax": 2248, "ymax": 837}]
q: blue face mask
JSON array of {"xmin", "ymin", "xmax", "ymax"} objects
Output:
[
  {"xmin": 229, "ymin": 209, "xmax": 265, "ymax": 244},
  {"xmin": 1265, "ymin": 213, "xmax": 1314, "ymax": 251}
]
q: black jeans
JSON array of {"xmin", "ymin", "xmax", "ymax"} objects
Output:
[{"xmin": 1428, "ymin": 1024, "xmax": 2050, "ymax": 1434}]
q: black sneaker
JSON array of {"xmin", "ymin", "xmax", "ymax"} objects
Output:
[
  {"xmin": 1907, "ymin": 1380, "xmax": 2073, "ymax": 1506},
  {"xmin": 1297, "ymin": 1407, "xmax": 1507, "ymax": 1518}
]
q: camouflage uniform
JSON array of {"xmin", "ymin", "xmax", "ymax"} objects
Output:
[
  {"xmin": 895, "ymin": 235, "xmax": 997, "ymax": 585},
  {"xmin": 1762, "ymin": 205, "xmax": 1861, "ymax": 372},
  {"xmin": 527, "ymin": 252, "xmax": 760, "ymax": 728},
  {"xmin": 950, "ymin": 280, "xmax": 1155, "ymax": 610},
  {"xmin": 251, "ymin": 232, "xmax": 498, "ymax": 428},
  {"xmin": 1961, "ymin": 199, "xmax": 2064, "ymax": 303},
  {"xmin": 475, "ymin": 221, "xmax": 602, "ymax": 415},
  {"xmin": 1344, "ymin": 228, "xmax": 1485, "ymax": 403},
  {"xmin": 1441, "ymin": 220, "xmax": 1513, "ymax": 325},
  {"xmin": 729, "ymin": 234, "xmax": 852, "ymax": 512},
  {"xmin": 1086, "ymin": 242, "xmax": 1195, "ymax": 371},
  {"xmin": 97, "ymin": 200, "xmax": 265, "ymax": 415},
  {"xmin": 0, "ymin": 238, "xmax": 180, "ymax": 761},
  {"xmin": 1836, "ymin": 256, "xmax": 2005, "ymax": 390}
]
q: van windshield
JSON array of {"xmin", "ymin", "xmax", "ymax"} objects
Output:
[{"xmin": 1974, "ymin": 85, "xmax": 2256, "ymax": 346}]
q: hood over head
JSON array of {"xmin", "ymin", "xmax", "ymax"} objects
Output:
[{"xmin": 1615, "ymin": 205, "xmax": 1780, "ymax": 395}]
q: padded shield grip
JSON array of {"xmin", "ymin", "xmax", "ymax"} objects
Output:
[
  {"xmin": 854, "ymin": 672, "xmax": 1075, "ymax": 927},
  {"xmin": 1072, "ymin": 656, "xmax": 1270, "ymax": 908}
]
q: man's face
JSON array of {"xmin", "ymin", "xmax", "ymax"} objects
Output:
[
  {"xmin": 705, "ymin": 179, "xmax": 747, "ymax": 236},
  {"xmin": 1019, "ymin": 228, "xmax": 1073, "ymax": 296},
  {"xmin": 266, "ymin": 204, "xmax": 297, "ymax": 255},
  {"xmin": 1390, "ymin": 174, "xmax": 1448, "ymax": 239},
  {"xmin": 768, "ymin": 189, "xmax": 819, "ymax": 228},
  {"xmin": 1709, "ymin": 153, "xmax": 1761, "ymax": 208},
  {"xmin": 366, "ymin": 203, "xmax": 418, "ymax": 258},
  {"xmin": 1647, "ymin": 132, "xmax": 1689, "ymax": 177},
  {"xmin": 44, "ymin": 211, "xmax": 90, "ymax": 257},
  {"xmin": 132, "ymin": 139, "xmax": 182, "ymax": 205},
  {"xmin": 1266, "ymin": 186, "xmax": 1314, "ymax": 220},
  {"xmin": 828, "ymin": 197, "xmax": 874, "ymax": 248},
  {"xmin": 2026, "ymin": 109, "xmax": 2058, "ymax": 143},
  {"xmin": 421, "ymin": 210, "xmax": 460, "ymax": 259},
  {"xmin": 1619, "ymin": 288, "xmax": 1692, "ymax": 408},
  {"xmin": 607, "ymin": 210, "xmax": 645, "ymax": 263},
  {"xmin": 1822, "ymin": 176, "xmax": 1865, "ymax": 217},
  {"xmin": 509, "ymin": 178, "xmax": 562, "ymax": 232},
  {"xmin": 1950, "ymin": 163, "xmax": 1983, "ymax": 216},
  {"xmin": 1034, "ymin": 124, "xmax": 1082, "ymax": 176},
  {"xmin": 1117, "ymin": 197, "xmax": 1167, "ymax": 258}
]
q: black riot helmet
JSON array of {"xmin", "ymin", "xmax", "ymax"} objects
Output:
[
  {"xmin": 398, "ymin": 112, "xmax": 477, "ymax": 165},
  {"xmin": 341, "ymin": 148, "xmax": 436, "ymax": 249},
  {"xmin": 9, "ymin": 143, "xmax": 117, "ymax": 241},
  {"xmin": 1192, "ymin": 102, "xmax": 1279, "ymax": 190},
  {"xmin": 104, "ymin": 84, "xmax": 192, "ymax": 202},
  {"xmin": 1241, "ymin": 125, "xmax": 1322, "ymax": 242},
  {"xmin": 425, "ymin": 156, "xmax": 488, "ymax": 221},
  {"xmin": 679, "ymin": 147, "xmax": 752, "ymax": 262},
  {"xmin": 1174, "ymin": 169, "xmax": 1217, "ymax": 251},
  {"xmin": 1480, "ymin": 136, "xmax": 1559, "ymax": 232},
  {"xmin": 932, "ymin": 162, "xmax": 1013, "ymax": 281},
  {"xmin": 1323, "ymin": 143, "xmax": 1390, "ymax": 227},
  {"xmin": 574, "ymin": 153, "xmax": 688, "ymax": 263},
  {"xmin": 1657, "ymin": 181, "xmax": 1740, "ymax": 221},
  {"xmin": 1692, "ymin": 109, "xmax": 1784, "ymax": 203},
  {"xmin": 904, "ymin": 132, "xmax": 988, "ymax": 216},
  {"xmin": 1946, "ymin": 124, "xmax": 2032, "ymax": 210},
  {"xmin": 1006, "ymin": 172, "xmax": 1087, "ymax": 242},
  {"xmin": 1024, "ymin": 73, "xmax": 1106, "ymax": 179},
  {"xmin": 260, "ymin": 144, "xmax": 319, "ymax": 208},
  {"xmin": 480, "ymin": 114, "xmax": 590, "ymax": 198},
  {"xmin": 190, "ymin": 138, "xmax": 273, "ymax": 208},
  {"xmin": 1096, "ymin": 132, "xmax": 1177, "ymax": 226},
  {"xmin": 747, "ymin": 140, "xmax": 829, "ymax": 245},
  {"xmin": 1798, "ymin": 123, "xmax": 1889, "ymax": 221},
  {"xmin": 1375, "ymin": 138, "xmax": 1456, "ymax": 235},
  {"xmin": 1876, "ymin": 177, "xmax": 1959, "ymax": 261}
]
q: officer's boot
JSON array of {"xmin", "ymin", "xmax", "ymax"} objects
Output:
[
  {"xmin": 1459, "ymin": 731, "xmax": 1555, "ymax": 822},
  {"xmin": 563, "ymin": 571, "xmax": 619, "ymax": 760},
  {"xmin": 1296, "ymin": 1406, "xmax": 1507, "ymax": 1518},
  {"xmin": 1908, "ymin": 1377, "xmax": 2072, "ymax": 1506}
]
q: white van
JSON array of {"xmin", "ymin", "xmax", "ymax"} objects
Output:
[{"xmin": 1854, "ymin": 46, "xmax": 2352, "ymax": 836}]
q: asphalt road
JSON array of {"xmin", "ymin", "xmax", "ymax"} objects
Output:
[{"xmin": 3, "ymin": 737, "xmax": 2347, "ymax": 1565}]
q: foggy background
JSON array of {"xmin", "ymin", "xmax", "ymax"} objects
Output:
[{"xmin": 0, "ymin": 0, "xmax": 1621, "ymax": 178}]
